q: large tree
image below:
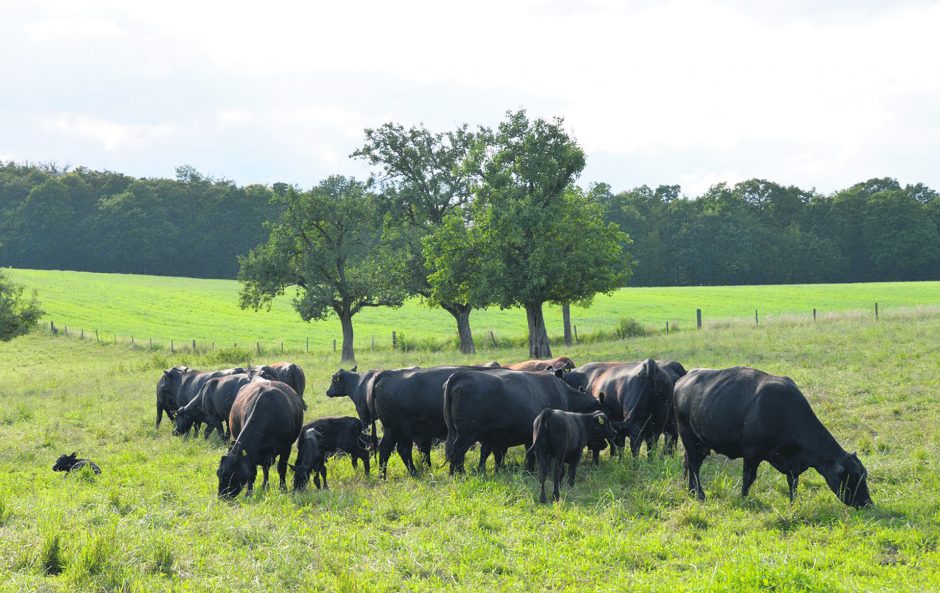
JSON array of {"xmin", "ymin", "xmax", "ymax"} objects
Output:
[
  {"xmin": 469, "ymin": 110, "xmax": 630, "ymax": 357},
  {"xmin": 237, "ymin": 176, "xmax": 408, "ymax": 362},
  {"xmin": 0, "ymin": 270, "xmax": 43, "ymax": 341},
  {"xmin": 352, "ymin": 122, "xmax": 483, "ymax": 353}
]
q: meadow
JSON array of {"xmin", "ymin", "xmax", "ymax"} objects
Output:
[
  {"xmin": 7, "ymin": 268, "xmax": 940, "ymax": 353},
  {"xmin": 0, "ymin": 304, "xmax": 938, "ymax": 592}
]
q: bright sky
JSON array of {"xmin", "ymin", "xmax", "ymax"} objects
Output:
[{"xmin": 2, "ymin": 0, "xmax": 939, "ymax": 195}]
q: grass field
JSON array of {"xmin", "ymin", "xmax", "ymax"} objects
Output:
[
  {"xmin": 7, "ymin": 268, "xmax": 940, "ymax": 352},
  {"xmin": 0, "ymin": 306, "xmax": 938, "ymax": 591}
]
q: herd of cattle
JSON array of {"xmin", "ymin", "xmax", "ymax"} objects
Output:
[{"xmin": 154, "ymin": 355, "xmax": 872, "ymax": 507}]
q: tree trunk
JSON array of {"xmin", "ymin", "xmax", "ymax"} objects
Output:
[
  {"xmin": 562, "ymin": 303, "xmax": 572, "ymax": 347},
  {"xmin": 524, "ymin": 302, "xmax": 552, "ymax": 359},
  {"xmin": 339, "ymin": 311, "xmax": 356, "ymax": 363},
  {"xmin": 442, "ymin": 302, "xmax": 476, "ymax": 354}
]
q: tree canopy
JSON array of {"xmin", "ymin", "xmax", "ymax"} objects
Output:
[{"xmin": 0, "ymin": 269, "xmax": 43, "ymax": 341}]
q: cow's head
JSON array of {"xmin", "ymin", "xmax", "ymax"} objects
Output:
[
  {"xmin": 326, "ymin": 366, "xmax": 357, "ymax": 398},
  {"xmin": 291, "ymin": 429, "xmax": 325, "ymax": 491},
  {"xmin": 52, "ymin": 452, "xmax": 79, "ymax": 472},
  {"xmin": 250, "ymin": 365, "xmax": 278, "ymax": 381},
  {"xmin": 157, "ymin": 366, "xmax": 188, "ymax": 417},
  {"xmin": 589, "ymin": 411, "xmax": 618, "ymax": 444},
  {"xmin": 826, "ymin": 451, "xmax": 873, "ymax": 508},
  {"xmin": 173, "ymin": 406, "xmax": 198, "ymax": 436},
  {"xmin": 217, "ymin": 448, "xmax": 253, "ymax": 498}
]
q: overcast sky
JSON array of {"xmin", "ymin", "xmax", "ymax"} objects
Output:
[{"xmin": 2, "ymin": 0, "xmax": 939, "ymax": 195}]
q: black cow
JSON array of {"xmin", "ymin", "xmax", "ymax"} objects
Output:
[
  {"xmin": 52, "ymin": 453, "xmax": 101, "ymax": 475},
  {"xmin": 292, "ymin": 427, "xmax": 327, "ymax": 491},
  {"xmin": 174, "ymin": 370, "xmax": 273, "ymax": 439},
  {"xmin": 155, "ymin": 365, "xmax": 245, "ymax": 428},
  {"xmin": 674, "ymin": 366, "xmax": 873, "ymax": 508},
  {"xmin": 253, "ymin": 362, "xmax": 307, "ymax": 399},
  {"xmin": 528, "ymin": 410, "xmax": 617, "ymax": 502},
  {"xmin": 443, "ymin": 368, "xmax": 604, "ymax": 475},
  {"xmin": 217, "ymin": 381, "xmax": 304, "ymax": 498},
  {"xmin": 326, "ymin": 366, "xmax": 383, "ymax": 430},
  {"xmin": 369, "ymin": 365, "xmax": 496, "ymax": 478},
  {"xmin": 301, "ymin": 416, "xmax": 370, "ymax": 476},
  {"xmin": 564, "ymin": 359, "xmax": 685, "ymax": 459}
]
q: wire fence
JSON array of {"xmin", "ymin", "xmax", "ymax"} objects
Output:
[{"xmin": 40, "ymin": 302, "xmax": 915, "ymax": 357}]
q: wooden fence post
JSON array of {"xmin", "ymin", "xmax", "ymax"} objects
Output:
[
  {"xmin": 574, "ymin": 325, "xmax": 579, "ymax": 343},
  {"xmin": 280, "ymin": 341, "xmax": 284, "ymax": 354},
  {"xmin": 81, "ymin": 329, "xmax": 84, "ymax": 339},
  {"xmin": 392, "ymin": 331, "xmax": 397, "ymax": 350},
  {"xmin": 666, "ymin": 321, "xmax": 669, "ymax": 334},
  {"xmin": 490, "ymin": 330, "xmax": 497, "ymax": 348},
  {"xmin": 131, "ymin": 335, "xmax": 134, "ymax": 345},
  {"xmin": 755, "ymin": 310, "xmax": 759, "ymax": 326},
  {"xmin": 306, "ymin": 337, "xmax": 309, "ymax": 353},
  {"xmin": 171, "ymin": 339, "xmax": 175, "ymax": 353},
  {"xmin": 696, "ymin": 309, "xmax": 702, "ymax": 330},
  {"xmin": 371, "ymin": 336, "xmax": 375, "ymax": 351},
  {"xmin": 813, "ymin": 308, "xmax": 817, "ymax": 322},
  {"xmin": 333, "ymin": 339, "xmax": 336, "ymax": 352},
  {"xmin": 95, "ymin": 329, "xmax": 99, "ymax": 343},
  {"xmin": 875, "ymin": 302, "xmax": 879, "ymax": 320},
  {"xmin": 150, "ymin": 338, "xmax": 153, "ymax": 349},
  {"xmin": 256, "ymin": 342, "xmax": 261, "ymax": 355}
]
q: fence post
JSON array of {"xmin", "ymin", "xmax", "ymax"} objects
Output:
[
  {"xmin": 490, "ymin": 330, "xmax": 497, "ymax": 348},
  {"xmin": 392, "ymin": 331, "xmax": 397, "ymax": 350},
  {"xmin": 574, "ymin": 325, "xmax": 579, "ymax": 343},
  {"xmin": 150, "ymin": 338, "xmax": 153, "ymax": 349},
  {"xmin": 131, "ymin": 335, "xmax": 134, "ymax": 345},
  {"xmin": 81, "ymin": 329, "xmax": 84, "ymax": 339},
  {"xmin": 371, "ymin": 336, "xmax": 375, "ymax": 351},
  {"xmin": 875, "ymin": 302, "xmax": 879, "ymax": 320},
  {"xmin": 333, "ymin": 339, "xmax": 337, "ymax": 352},
  {"xmin": 95, "ymin": 329, "xmax": 99, "ymax": 343},
  {"xmin": 755, "ymin": 310, "xmax": 758, "ymax": 326},
  {"xmin": 64, "ymin": 326, "xmax": 68, "ymax": 336},
  {"xmin": 50, "ymin": 321, "xmax": 55, "ymax": 334},
  {"xmin": 696, "ymin": 309, "xmax": 702, "ymax": 330},
  {"xmin": 280, "ymin": 341, "xmax": 284, "ymax": 354},
  {"xmin": 306, "ymin": 337, "xmax": 309, "ymax": 353},
  {"xmin": 171, "ymin": 339, "xmax": 175, "ymax": 353},
  {"xmin": 257, "ymin": 342, "xmax": 261, "ymax": 355},
  {"xmin": 666, "ymin": 321, "xmax": 669, "ymax": 334},
  {"xmin": 813, "ymin": 308, "xmax": 817, "ymax": 322}
]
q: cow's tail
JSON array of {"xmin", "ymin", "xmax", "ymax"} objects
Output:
[
  {"xmin": 442, "ymin": 372, "xmax": 461, "ymax": 464},
  {"xmin": 368, "ymin": 372, "xmax": 384, "ymax": 463},
  {"xmin": 526, "ymin": 410, "xmax": 549, "ymax": 461}
]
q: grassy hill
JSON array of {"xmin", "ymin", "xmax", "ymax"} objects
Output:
[
  {"xmin": 7, "ymin": 268, "xmax": 940, "ymax": 352},
  {"xmin": 0, "ymin": 305, "xmax": 938, "ymax": 591}
]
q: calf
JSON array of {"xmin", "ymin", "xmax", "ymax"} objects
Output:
[
  {"xmin": 301, "ymin": 416, "xmax": 370, "ymax": 476},
  {"xmin": 674, "ymin": 366, "xmax": 873, "ymax": 508},
  {"xmin": 292, "ymin": 427, "xmax": 327, "ymax": 491},
  {"xmin": 528, "ymin": 410, "xmax": 616, "ymax": 502},
  {"xmin": 52, "ymin": 453, "xmax": 101, "ymax": 475}
]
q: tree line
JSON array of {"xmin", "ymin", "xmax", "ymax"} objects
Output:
[{"xmin": 1, "ymin": 112, "xmax": 938, "ymax": 357}]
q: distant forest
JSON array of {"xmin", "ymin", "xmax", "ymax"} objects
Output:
[{"xmin": 1, "ymin": 161, "xmax": 938, "ymax": 285}]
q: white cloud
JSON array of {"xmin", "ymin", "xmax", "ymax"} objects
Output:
[{"xmin": 42, "ymin": 114, "xmax": 177, "ymax": 152}]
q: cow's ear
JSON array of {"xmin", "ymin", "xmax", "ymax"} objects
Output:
[
  {"xmin": 598, "ymin": 392, "xmax": 606, "ymax": 403},
  {"xmin": 70, "ymin": 451, "xmax": 77, "ymax": 457},
  {"xmin": 851, "ymin": 451, "xmax": 858, "ymax": 459},
  {"xmin": 338, "ymin": 368, "xmax": 344, "ymax": 374},
  {"xmin": 351, "ymin": 365, "xmax": 357, "ymax": 372}
]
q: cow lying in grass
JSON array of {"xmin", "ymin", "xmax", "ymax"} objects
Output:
[
  {"xmin": 52, "ymin": 453, "xmax": 101, "ymax": 475},
  {"xmin": 528, "ymin": 410, "xmax": 616, "ymax": 502}
]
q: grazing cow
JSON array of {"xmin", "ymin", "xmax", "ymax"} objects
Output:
[
  {"xmin": 155, "ymin": 365, "xmax": 245, "ymax": 428},
  {"xmin": 674, "ymin": 366, "xmax": 873, "ymax": 508},
  {"xmin": 326, "ymin": 366, "xmax": 383, "ymax": 430},
  {"xmin": 253, "ymin": 362, "xmax": 306, "ymax": 399},
  {"xmin": 504, "ymin": 357, "xmax": 576, "ymax": 372},
  {"xmin": 443, "ymin": 368, "xmax": 604, "ymax": 475},
  {"xmin": 369, "ymin": 365, "xmax": 495, "ymax": 478},
  {"xmin": 564, "ymin": 359, "xmax": 685, "ymax": 459},
  {"xmin": 301, "ymin": 416, "xmax": 370, "ymax": 476},
  {"xmin": 174, "ymin": 369, "xmax": 274, "ymax": 439},
  {"xmin": 52, "ymin": 453, "xmax": 101, "ymax": 475},
  {"xmin": 217, "ymin": 381, "xmax": 304, "ymax": 498},
  {"xmin": 292, "ymin": 427, "xmax": 327, "ymax": 491},
  {"xmin": 528, "ymin": 410, "xmax": 617, "ymax": 502}
]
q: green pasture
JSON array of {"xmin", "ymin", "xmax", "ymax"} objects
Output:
[
  {"xmin": 7, "ymin": 268, "xmax": 940, "ymax": 352},
  {"xmin": 0, "ymin": 307, "xmax": 938, "ymax": 591}
]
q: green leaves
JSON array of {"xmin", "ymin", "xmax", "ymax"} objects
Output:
[{"xmin": 0, "ymin": 269, "xmax": 43, "ymax": 341}]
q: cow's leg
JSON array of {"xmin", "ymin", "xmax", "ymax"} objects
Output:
[
  {"xmin": 260, "ymin": 460, "xmax": 271, "ymax": 490},
  {"xmin": 591, "ymin": 446, "xmax": 601, "ymax": 465},
  {"xmin": 155, "ymin": 403, "xmax": 163, "ymax": 429},
  {"xmin": 567, "ymin": 460, "xmax": 579, "ymax": 488},
  {"xmin": 203, "ymin": 423, "xmax": 214, "ymax": 440},
  {"xmin": 277, "ymin": 447, "xmax": 291, "ymax": 490},
  {"xmin": 787, "ymin": 471, "xmax": 800, "ymax": 503},
  {"xmin": 493, "ymin": 448, "xmax": 506, "ymax": 472},
  {"xmin": 223, "ymin": 419, "xmax": 230, "ymax": 440},
  {"xmin": 450, "ymin": 436, "xmax": 475, "ymax": 475},
  {"xmin": 664, "ymin": 418, "xmax": 679, "ymax": 456},
  {"xmin": 378, "ymin": 433, "xmax": 396, "ymax": 479},
  {"xmin": 417, "ymin": 436, "xmax": 433, "ymax": 468},
  {"xmin": 552, "ymin": 455, "xmax": 565, "ymax": 501},
  {"xmin": 679, "ymin": 424, "xmax": 708, "ymax": 501},
  {"xmin": 396, "ymin": 437, "xmax": 416, "ymax": 476},
  {"xmin": 360, "ymin": 451, "xmax": 371, "ymax": 476},
  {"xmin": 213, "ymin": 419, "xmax": 225, "ymax": 441},
  {"xmin": 538, "ymin": 454, "xmax": 549, "ymax": 503},
  {"xmin": 477, "ymin": 442, "xmax": 492, "ymax": 473},
  {"xmin": 741, "ymin": 457, "xmax": 760, "ymax": 497},
  {"xmin": 524, "ymin": 440, "xmax": 536, "ymax": 473},
  {"xmin": 320, "ymin": 465, "xmax": 328, "ymax": 490},
  {"xmin": 245, "ymin": 464, "xmax": 258, "ymax": 497}
]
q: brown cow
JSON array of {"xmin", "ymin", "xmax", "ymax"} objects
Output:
[{"xmin": 503, "ymin": 357, "xmax": 576, "ymax": 372}]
